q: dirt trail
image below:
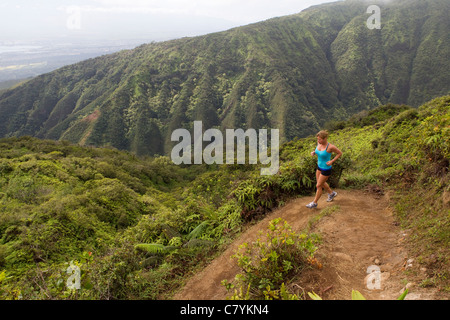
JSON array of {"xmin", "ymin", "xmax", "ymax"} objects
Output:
[{"xmin": 173, "ymin": 189, "xmax": 438, "ymax": 300}]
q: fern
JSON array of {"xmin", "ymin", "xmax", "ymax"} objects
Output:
[
  {"xmin": 232, "ymin": 180, "xmax": 263, "ymax": 210},
  {"xmin": 134, "ymin": 243, "xmax": 177, "ymax": 255},
  {"xmin": 301, "ymin": 175, "xmax": 313, "ymax": 188},
  {"xmin": 187, "ymin": 221, "xmax": 210, "ymax": 240},
  {"xmin": 280, "ymin": 179, "xmax": 300, "ymax": 192}
]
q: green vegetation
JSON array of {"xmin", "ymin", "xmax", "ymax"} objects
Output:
[
  {"xmin": 0, "ymin": 96, "xmax": 448, "ymax": 299},
  {"xmin": 224, "ymin": 96, "xmax": 449, "ymax": 299},
  {"xmin": 0, "ymin": 137, "xmax": 246, "ymax": 299},
  {"xmin": 0, "ymin": 130, "xmax": 326, "ymax": 299},
  {"xmin": 223, "ymin": 218, "xmax": 319, "ymax": 300},
  {"xmin": 0, "ymin": 0, "xmax": 448, "ymax": 301},
  {"xmin": 0, "ymin": 0, "xmax": 448, "ymax": 156}
]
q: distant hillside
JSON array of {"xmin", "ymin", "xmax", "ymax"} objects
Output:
[{"xmin": 0, "ymin": 0, "xmax": 449, "ymax": 156}]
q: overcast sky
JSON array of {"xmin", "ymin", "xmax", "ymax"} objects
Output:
[{"xmin": 0, "ymin": 0, "xmax": 338, "ymax": 43}]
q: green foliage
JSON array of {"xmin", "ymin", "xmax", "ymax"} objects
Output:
[
  {"xmin": 0, "ymin": 93, "xmax": 448, "ymax": 299},
  {"xmin": 397, "ymin": 289, "xmax": 409, "ymax": 301},
  {"xmin": 134, "ymin": 244, "xmax": 177, "ymax": 255},
  {"xmin": 225, "ymin": 218, "xmax": 318, "ymax": 299},
  {"xmin": 186, "ymin": 221, "xmax": 210, "ymax": 240},
  {"xmin": 307, "ymin": 291, "xmax": 322, "ymax": 300},
  {"xmin": 0, "ymin": 136, "xmax": 210, "ymax": 299},
  {"xmin": 415, "ymin": 96, "xmax": 450, "ymax": 163},
  {"xmin": 326, "ymin": 103, "xmax": 413, "ymax": 130}
]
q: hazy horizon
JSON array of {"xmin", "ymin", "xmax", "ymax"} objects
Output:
[
  {"xmin": 1, "ymin": 0, "xmax": 337, "ymax": 44},
  {"xmin": 0, "ymin": 0, "xmax": 340, "ymax": 84}
]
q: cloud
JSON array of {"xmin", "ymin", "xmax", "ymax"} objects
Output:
[
  {"xmin": 1, "ymin": 0, "xmax": 334, "ymax": 42},
  {"xmin": 67, "ymin": 0, "xmax": 330, "ymax": 23}
]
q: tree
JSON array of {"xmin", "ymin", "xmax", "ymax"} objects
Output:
[
  {"xmin": 131, "ymin": 108, "xmax": 163, "ymax": 156},
  {"xmin": 192, "ymin": 71, "xmax": 220, "ymax": 129}
]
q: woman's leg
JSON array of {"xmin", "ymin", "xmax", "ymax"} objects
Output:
[
  {"xmin": 323, "ymin": 181, "xmax": 332, "ymax": 194},
  {"xmin": 316, "ymin": 169, "xmax": 332, "ymax": 195},
  {"xmin": 314, "ymin": 173, "xmax": 330, "ymax": 203}
]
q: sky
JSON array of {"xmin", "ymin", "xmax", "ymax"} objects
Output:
[{"xmin": 0, "ymin": 0, "xmax": 337, "ymax": 43}]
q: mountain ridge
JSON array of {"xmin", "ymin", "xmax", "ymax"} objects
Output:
[{"xmin": 0, "ymin": 0, "xmax": 448, "ymax": 156}]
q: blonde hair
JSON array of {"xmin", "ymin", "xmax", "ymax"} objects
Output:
[{"xmin": 316, "ymin": 130, "xmax": 329, "ymax": 139}]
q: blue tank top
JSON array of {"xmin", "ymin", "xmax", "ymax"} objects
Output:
[{"xmin": 315, "ymin": 143, "xmax": 332, "ymax": 170}]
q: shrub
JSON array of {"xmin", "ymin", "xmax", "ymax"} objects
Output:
[{"xmin": 225, "ymin": 218, "xmax": 318, "ymax": 299}]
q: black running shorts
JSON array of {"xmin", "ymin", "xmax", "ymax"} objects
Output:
[{"xmin": 317, "ymin": 166, "xmax": 332, "ymax": 176}]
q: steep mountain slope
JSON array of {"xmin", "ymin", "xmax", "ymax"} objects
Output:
[{"xmin": 0, "ymin": 0, "xmax": 448, "ymax": 156}]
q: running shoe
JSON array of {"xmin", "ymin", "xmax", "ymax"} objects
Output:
[
  {"xmin": 306, "ymin": 201, "xmax": 318, "ymax": 208},
  {"xmin": 327, "ymin": 191, "xmax": 337, "ymax": 202}
]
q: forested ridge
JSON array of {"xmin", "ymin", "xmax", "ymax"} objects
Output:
[{"xmin": 0, "ymin": 0, "xmax": 448, "ymax": 156}]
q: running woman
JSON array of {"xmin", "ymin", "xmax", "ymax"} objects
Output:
[{"xmin": 306, "ymin": 130, "xmax": 342, "ymax": 208}]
